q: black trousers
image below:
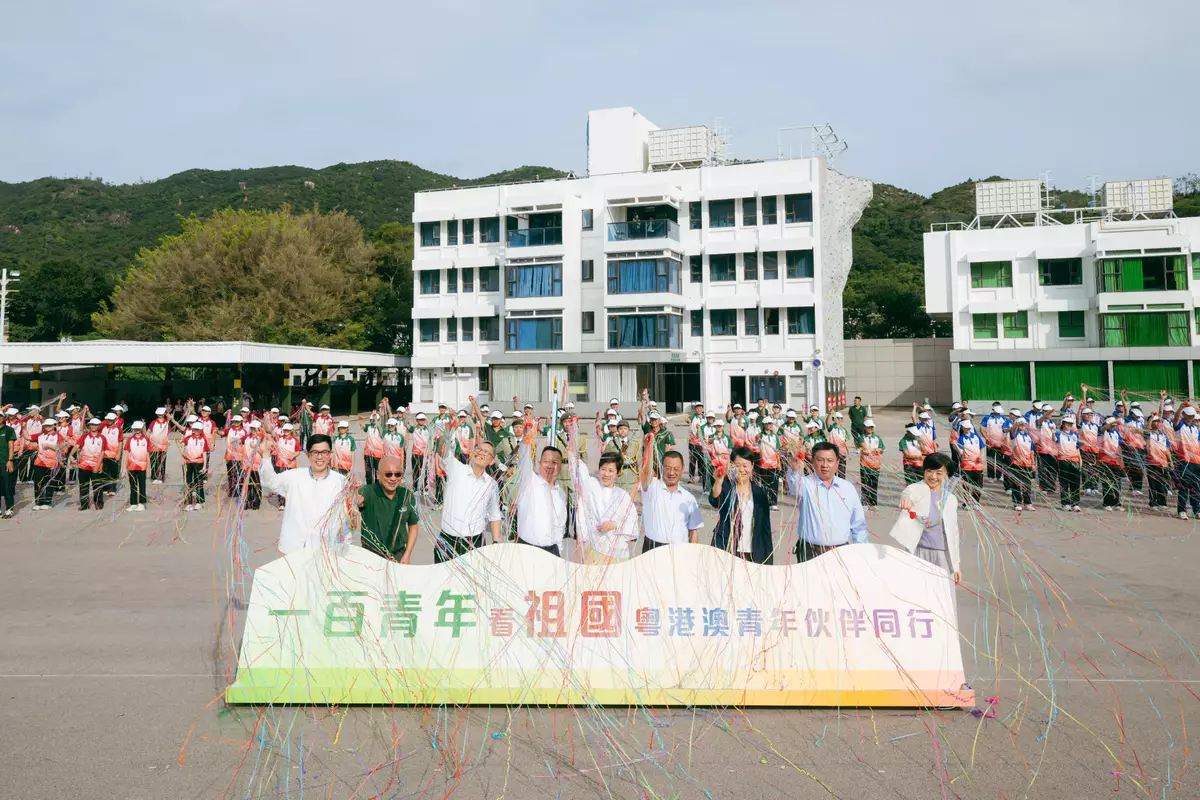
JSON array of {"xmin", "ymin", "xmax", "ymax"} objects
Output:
[
  {"xmin": 435, "ymin": 531, "xmax": 485, "ymax": 563},
  {"xmin": 756, "ymin": 466, "xmax": 781, "ymax": 507},
  {"xmin": 860, "ymin": 466, "xmax": 879, "ymax": 507},
  {"xmin": 643, "ymin": 537, "xmax": 668, "ymax": 553},
  {"xmin": 0, "ymin": 464, "xmax": 14, "ymax": 511},
  {"xmin": 518, "ymin": 538, "xmax": 560, "ymax": 557},
  {"xmin": 962, "ymin": 469, "xmax": 983, "ymax": 501},
  {"xmin": 34, "ymin": 465, "xmax": 56, "ymax": 506},
  {"xmin": 795, "ymin": 540, "xmax": 843, "ymax": 564},
  {"xmin": 1147, "ymin": 464, "xmax": 1171, "ymax": 508},
  {"xmin": 185, "ymin": 463, "xmax": 206, "ymax": 505},
  {"xmin": 1178, "ymin": 463, "xmax": 1200, "ymax": 516},
  {"xmin": 1081, "ymin": 452, "xmax": 1099, "ymax": 491},
  {"xmin": 1058, "ymin": 460, "xmax": 1080, "ymax": 507},
  {"xmin": 150, "ymin": 451, "xmax": 167, "ymax": 482},
  {"xmin": 1037, "ymin": 452, "xmax": 1057, "ymax": 491},
  {"xmin": 986, "ymin": 448, "xmax": 1001, "ymax": 479},
  {"xmin": 226, "ymin": 461, "xmax": 242, "ymax": 497},
  {"xmin": 903, "ymin": 464, "xmax": 922, "ymax": 486},
  {"xmin": 17, "ymin": 450, "xmax": 35, "ymax": 482},
  {"xmin": 245, "ymin": 469, "xmax": 261, "ymax": 509},
  {"xmin": 837, "ymin": 456, "xmax": 847, "ymax": 479},
  {"xmin": 79, "ymin": 470, "xmax": 105, "ymax": 509},
  {"xmin": 688, "ymin": 443, "xmax": 703, "ymax": 479},
  {"xmin": 128, "ymin": 469, "xmax": 147, "ymax": 506},
  {"xmin": 1124, "ymin": 451, "xmax": 1145, "ymax": 492},
  {"xmin": 1009, "ymin": 465, "xmax": 1033, "ymax": 506},
  {"xmin": 365, "ymin": 455, "xmax": 379, "ymax": 485},
  {"xmin": 1099, "ymin": 462, "xmax": 1123, "ymax": 508}
]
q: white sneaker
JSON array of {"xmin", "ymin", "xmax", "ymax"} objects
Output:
[
  {"xmin": 770, "ymin": 505, "xmax": 779, "ymax": 511},
  {"xmin": 184, "ymin": 504, "xmax": 195, "ymax": 511},
  {"xmin": 1060, "ymin": 505, "xmax": 1071, "ymax": 512},
  {"xmin": 1181, "ymin": 512, "xmax": 1190, "ymax": 520},
  {"xmin": 1133, "ymin": 490, "xmax": 1144, "ymax": 496},
  {"xmin": 1013, "ymin": 505, "xmax": 1023, "ymax": 511},
  {"xmin": 1073, "ymin": 505, "xmax": 1081, "ymax": 512},
  {"xmin": 1026, "ymin": 505, "xmax": 1035, "ymax": 511},
  {"xmin": 152, "ymin": 479, "xmax": 163, "ymax": 485}
]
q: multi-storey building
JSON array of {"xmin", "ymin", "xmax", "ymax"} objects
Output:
[
  {"xmin": 925, "ymin": 178, "xmax": 1200, "ymax": 405},
  {"xmin": 410, "ymin": 107, "xmax": 872, "ymax": 414}
]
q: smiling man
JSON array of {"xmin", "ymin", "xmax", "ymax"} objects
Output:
[
  {"xmin": 357, "ymin": 455, "xmax": 420, "ymax": 564},
  {"xmin": 258, "ymin": 433, "xmax": 351, "ymax": 555}
]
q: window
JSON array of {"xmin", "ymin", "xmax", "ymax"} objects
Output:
[
  {"xmin": 762, "ymin": 251, "xmax": 779, "ymax": 280},
  {"xmin": 710, "ymin": 254, "xmax": 736, "ymax": 282},
  {"xmin": 710, "ymin": 309, "xmax": 738, "ymax": 336},
  {"xmin": 420, "ymin": 221, "xmax": 440, "ymax": 248},
  {"xmin": 1193, "ymin": 254, "xmax": 1200, "ymax": 280},
  {"xmin": 447, "ymin": 220, "xmax": 458, "ymax": 246},
  {"xmin": 1099, "ymin": 255, "xmax": 1187, "ymax": 292},
  {"xmin": 567, "ymin": 364, "xmax": 589, "ymax": 402},
  {"xmin": 689, "ymin": 202, "xmax": 702, "ymax": 230},
  {"xmin": 744, "ymin": 307, "xmax": 759, "ymax": 335},
  {"xmin": 506, "ymin": 216, "xmax": 519, "ymax": 237},
  {"xmin": 764, "ymin": 308, "xmax": 780, "ymax": 335},
  {"xmin": 478, "ymin": 366, "xmax": 490, "ymax": 392},
  {"xmin": 1101, "ymin": 312, "xmax": 1190, "ymax": 347},
  {"xmin": 690, "ymin": 255, "xmax": 703, "ymax": 282},
  {"xmin": 750, "ymin": 376, "xmax": 786, "ymax": 404},
  {"xmin": 1003, "ymin": 310, "xmax": 1028, "ymax": 338},
  {"xmin": 784, "ymin": 193, "xmax": 813, "ymax": 224},
  {"xmin": 463, "ymin": 219, "xmax": 474, "ymax": 244},
  {"xmin": 582, "ymin": 209, "xmax": 593, "ymax": 230},
  {"xmin": 744, "ymin": 252, "xmax": 758, "ymax": 281},
  {"xmin": 785, "ymin": 249, "xmax": 813, "ymax": 279},
  {"xmin": 608, "ymin": 313, "xmax": 682, "ymax": 349},
  {"xmin": 709, "ymin": 199, "xmax": 735, "ymax": 228},
  {"xmin": 462, "ymin": 268, "xmax": 474, "ymax": 292},
  {"xmin": 1059, "ymin": 310, "xmax": 1085, "ymax": 339},
  {"xmin": 742, "ymin": 197, "xmax": 757, "ymax": 226},
  {"xmin": 479, "ymin": 266, "xmax": 500, "ymax": 292},
  {"xmin": 606, "ymin": 258, "xmax": 682, "ymax": 294},
  {"xmin": 462, "ymin": 317, "xmax": 474, "ymax": 341},
  {"xmin": 973, "ymin": 313, "xmax": 998, "ymax": 339},
  {"xmin": 479, "ymin": 315, "xmax": 500, "ymax": 341},
  {"xmin": 582, "ymin": 259, "xmax": 594, "ymax": 282},
  {"xmin": 446, "ymin": 317, "xmax": 458, "ymax": 342},
  {"xmin": 690, "ymin": 309, "xmax": 703, "ymax": 337},
  {"xmin": 761, "ymin": 196, "xmax": 778, "ymax": 225},
  {"xmin": 507, "ymin": 317, "xmax": 563, "ymax": 351},
  {"xmin": 582, "ymin": 311, "xmax": 595, "ymax": 333},
  {"xmin": 419, "ymin": 319, "xmax": 440, "ymax": 343},
  {"xmin": 420, "ymin": 271, "xmax": 439, "ymax": 295},
  {"xmin": 507, "ymin": 264, "xmax": 562, "ymax": 297},
  {"xmin": 786, "ymin": 307, "xmax": 815, "ymax": 335},
  {"xmin": 479, "ymin": 217, "xmax": 500, "ymax": 244},
  {"xmin": 446, "ymin": 268, "xmax": 458, "ymax": 294},
  {"xmin": 971, "ymin": 260, "xmax": 1012, "ymax": 288},
  {"xmin": 1038, "ymin": 258, "xmax": 1083, "ymax": 286}
]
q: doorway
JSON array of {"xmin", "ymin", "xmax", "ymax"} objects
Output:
[
  {"xmin": 729, "ymin": 375, "xmax": 747, "ymax": 410},
  {"xmin": 663, "ymin": 363, "xmax": 700, "ymax": 413}
]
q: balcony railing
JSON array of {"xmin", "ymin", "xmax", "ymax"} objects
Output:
[
  {"xmin": 507, "ymin": 227, "xmax": 562, "ymax": 248},
  {"xmin": 606, "ymin": 219, "xmax": 680, "ymax": 242}
]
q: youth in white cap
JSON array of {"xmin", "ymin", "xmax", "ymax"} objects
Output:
[
  {"xmin": 104, "ymin": 412, "xmax": 116, "ymax": 421},
  {"xmin": 337, "ymin": 420, "xmax": 349, "ymax": 427},
  {"xmin": 489, "ymin": 410, "xmax": 503, "ymax": 420},
  {"xmin": 864, "ymin": 418, "xmax": 875, "ymax": 427},
  {"xmin": 155, "ymin": 406, "xmax": 166, "ymax": 415},
  {"xmin": 415, "ymin": 412, "xmax": 427, "ymax": 420},
  {"xmin": 131, "ymin": 420, "xmax": 144, "ymax": 429}
]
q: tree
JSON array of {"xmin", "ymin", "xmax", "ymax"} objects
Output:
[
  {"xmin": 6, "ymin": 258, "xmax": 111, "ymax": 341},
  {"xmin": 369, "ymin": 222, "xmax": 414, "ymax": 354},
  {"xmin": 93, "ymin": 207, "xmax": 381, "ymax": 349}
]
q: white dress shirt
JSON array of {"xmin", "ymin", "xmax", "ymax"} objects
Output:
[
  {"xmin": 572, "ymin": 461, "xmax": 638, "ymax": 558},
  {"xmin": 515, "ymin": 443, "xmax": 567, "ymax": 548},
  {"xmin": 440, "ymin": 453, "xmax": 502, "ymax": 538},
  {"xmin": 260, "ymin": 459, "xmax": 350, "ymax": 554},
  {"xmin": 642, "ymin": 478, "xmax": 703, "ymax": 544}
]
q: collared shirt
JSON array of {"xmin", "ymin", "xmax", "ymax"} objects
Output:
[
  {"xmin": 642, "ymin": 477, "xmax": 702, "ymax": 544},
  {"xmin": 439, "ymin": 453, "xmax": 502, "ymax": 538},
  {"xmin": 515, "ymin": 443, "xmax": 567, "ymax": 547},
  {"xmin": 259, "ymin": 459, "xmax": 350, "ymax": 554},
  {"xmin": 785, "ymin": 470, "xmax": 868, "ymax": 547},
  {"xmin": 359, "ymin": 483, "xmax": 419, "ymax": 559},
  {"xmin": 572, "ymin": 461, "xmax": 638, "ymax": 558}
]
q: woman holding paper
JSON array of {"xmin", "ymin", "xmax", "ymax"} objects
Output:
[{"xmin": 888, "ymin": 452, "xmax": 962, "ymax": 584}]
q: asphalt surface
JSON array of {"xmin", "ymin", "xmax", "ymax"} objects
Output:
[{"xmin": 2, "ymin": 409, "xmax": 1197, "ymax": 799}]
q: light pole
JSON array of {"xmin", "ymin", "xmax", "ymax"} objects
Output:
[{"xmin": 0, "ymin": 268, "xmax": 20, "ymax": 404}]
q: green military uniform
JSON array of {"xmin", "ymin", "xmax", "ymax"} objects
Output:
[
  {"xmin": 641, "ymin": 421, "xmax": 676, "ymax": 470},
  {"xmin": 359, "ymin": 483, "xmax": 420, "ymax": 560},
  {"xmin": 603, "ymin": 434, "xmax": 640, "ymax": 493}
]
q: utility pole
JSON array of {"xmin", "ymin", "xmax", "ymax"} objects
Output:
[{"xmin": 0, "ymin": 268, "xmax": 20, "ymax": 403}]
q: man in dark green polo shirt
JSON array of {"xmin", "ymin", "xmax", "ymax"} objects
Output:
[
  {"xmin": 0, "ymin": 411, "xmax": 16, "ymax": 518},
  {"xmin": 848, "ymin": 396, "xmax": 868, "ymax": 446},
  {"xmin": 356, "ymin": 455, "xmax": 419, "ymax": 563}
]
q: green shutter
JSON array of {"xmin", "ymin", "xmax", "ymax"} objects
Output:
[
  {"xmin": 1170, "ymin": 255, "xmax": 1188, "ymax": 290},
  {"xmin": 959, "ymin": 363, "xmax": 1031, "ymax": 401},
  {"xmin": 1034, "ymin": 362, "xmax": 1107, "ymax": 400},
  {"xmin": 1003, "ymin": 311, "xmax": 1028, "ymax": 338},
  {"xmin": 1122, "ymin": 258, "xmax": 1144, "ymax": 291},
  {"xmin": 1101, "ymin": 314, "xmax": 1125, "ymax": 347},
  {"xmin": 1168, "ymin": 311, "xmax": 1190, "ymax": 346},
  {"xmin": 973, "ymin": 313, "xmax": 998, "ymax": 339},
  {"xmin": 1058, "ymin": 311, "xmax": 1085, "ymax": 338},
  {"xmin": 1124, "ymin": 312, "xmax": 1168, "ymax": 347},
  {"xmin": 1100, "ymin": 259, "xmax": 1120, "ymax": 293},
  {"xmin": 1112, "ymin": 361, "xmax": 1187, "ymax": 395}
]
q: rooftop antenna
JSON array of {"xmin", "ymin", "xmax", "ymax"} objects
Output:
[
  {"xmin": 711, "ymin": 117, "xmax": 730, "ymax": 165},
  {"xmin": 776, "ymin": 124, "xmax": 848, "ymax": 164},
  {"xmin": 1039, "ymin": 170, "xmax": 1053, "ymax": 209},
  {"xmin": 1086, "ymin": 174, "xmax": 1101, "ymax": 206}
]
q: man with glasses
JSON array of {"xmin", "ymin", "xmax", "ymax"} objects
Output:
[
  {"xmin": 357, "ymin": 455, "xmax": 420, "ymax": 563},
  {"xmin": 437, "ymin": 409, "xmax": 503, "ymax": 562},
  {"xmin": 257, "ymin": 433, "xmax": 351, "ymax": 555}
]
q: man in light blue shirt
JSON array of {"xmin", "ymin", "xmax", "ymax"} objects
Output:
[{"xmin": 787, "ymin": 441, "xmax": 868, "ymax": 563}]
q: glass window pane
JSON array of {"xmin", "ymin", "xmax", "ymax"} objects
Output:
[
  {"xmin": 742, "ymin": 197, "xmax": 757, "ymax": 226},
  {"xmin": 784, "ymin": 193, "xmax": 813, "ymax": 224},
  {"xmin": 761, "ymin": 196, "xmax": 777, "ymax": 225},
  {"xmin": 762, "ymin": 252, "xmax": 778, "ymax": 280}
]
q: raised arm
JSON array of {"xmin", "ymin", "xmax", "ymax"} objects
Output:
[{"xmin": 639, "ymin": 432, "xmax": 655, "ymax": 491}]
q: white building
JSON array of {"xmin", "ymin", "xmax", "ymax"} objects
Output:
[
  {"xmin": 409, "ymin": 107, "xmax": 872, "ymax": 415},
  {"xmin": 925, "ymin": 177, "xmax": 1200, "ymax": 406}
]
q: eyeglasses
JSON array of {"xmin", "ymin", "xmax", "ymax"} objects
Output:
[
  {"xmin": 380, "ymin": 471, "xmax": 403, "ymax": 478},
  {"xmin": 308, "ymin": 449, "xmax": 332, "ymax": 456}
]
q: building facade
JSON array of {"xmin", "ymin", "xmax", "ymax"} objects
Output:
[
  {"xmin": 410, "ymin": 107, "xmax": 872, "ymax": 414},
  {"xmin": 925, "ymin": 178, "xmax": 1199, "ymax": 407}
]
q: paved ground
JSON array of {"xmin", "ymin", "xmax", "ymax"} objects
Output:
[{"xmin": 2, "ymin": 409, "xmax": 1198, "ymax": 798}]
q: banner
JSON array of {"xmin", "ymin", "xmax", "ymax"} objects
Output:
[{"xmin": 226, "ymin": 543, "xmax": 973, "ymax": 707}]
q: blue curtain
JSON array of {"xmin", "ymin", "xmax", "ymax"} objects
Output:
[
  {"xmin": 619, "ymin": 316, "xmax": 658, "ymax": 348},
  {"xmin": 514, "ymin": 320, "xmax": 554, "ymax": 350},
  {"xmin": 514, "ymin": 266, "xmax": 559, "ymax": 297},
  {"xmin": 618, "ymin": 260, "xmax": 657, "ymax": 293}
]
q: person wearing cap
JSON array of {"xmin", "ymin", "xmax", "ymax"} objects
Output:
[
  {"xmin": 180, "ymin": 422, "xmax": 210, "ymax": 511},
  {"xmin": 786, "ymin": 441, "xmax": 868, "ymax": 563},
  {"xmin": 743, "ymin": 411, "xmax": 761, "ymax": 451},
  {"xmin": 257, "ymin": 433, "xmax": 351, "ymax": 553},
  {"xmin": 981, "ymin": 404, "xmax": 1009, "ymax": 480},
  {"xmin": 1097, "ymin": 416, "xmax": 1125, "ymax": 511},
  {"xmin": 957, "ymin": 419, "xmax": 986, "ymax": 502},
  {"xmin": 1076, "ymin": 400, "xmax": 1101, "ymax": 496},
  {"xmin": 67, "ymin": 405, "xmax": 85, "ymax": 443},
  {"xmin": 223, "ymin": 415, "xmax": 249, "ymax": 498},
  {"xmin": 242, "ymin": 421, "xmax": 266, "ymax": 511},
  {"xmin": 432, "ymin": 402, "xmax": 453, "ymax": 433},
  {"xmin": 602, "ymin": 418, "xmax": 640, "ymax": 495},
  {"xmin": 605, "ymin": 398, "xmax": 623, "ymax": 424},
  {"xmin": 800, "ymin": 420, "xmax": 825, "ymax": 464},
  {"xmin": 1172, "ymin": 403, "xmax": 1200, "ymax": 519},
  {"xmin": 756, "ymin": 416, "xmax": 784, "ymax": 509},
  {"xmin": 726, "ymin": 403, "xmax": 748, "ymax": 447},
  {"xmin": 197, "ymin": 405, "xmax": 217, "ymax": 471},
  {"xmin": 312, "ymin": 405, "xmax": 335, "ymax": 438},
  {"xmin": 947, "ymin": 402, "xmax": 964, "ymax": 461},
  {"xmin": 1144, "ymin": 412, "xmax": 1173, "ymax": 513},
  {"xmin": 453, "ymin": 410, "xmax": 474, "ymax": 464},
  {"xmin": 382, "ymin": 419, "xmax": 406, "ymax": 463},
  {"xmin": 686, "ymin": 403, "xmax": 706, "ymax": 484},
  {"xmin": 706, "ymin": 419, "xmax": 733, "ymax": 487},
  {"xmin": 848, "ymin": 397, "xmax": 868, "ymax": 446},
  {"xmin": 804, "ymin": 405, "xmax": 824, "ymax": 434},
  {"xmin": 1006, "ymin": 417, "xmax": 1036, "ymax": 510},
  {"xmin": 297, "ymin": 400, "xmax": 314, "ymax": 450},
  {"xmin": 485, "ymin": 411, "xmax": 516, "ymax": 474},
  {"xmin": 1119, "ymin": 390, "xmax": 1147, "ymax": 496},
  {"xmin": 1024, "ymin": 401, "xmax": 1043, "ymax": 427},
  {"xmin": 147, "ymin": 408, "xmax": 171, "ymax": 485},
  {"xmin": 1055, "ymin": 415, "xmax": 1083, "ymax": 512},
  {"xmin": 18, "ymin": 405, "xmax": 44, "ymax": 484},
  {"xmin": 29, "ymin": 418, "xmax": 64, "ymax": 510},
  {"xmin": 332, "ymin": 421, "xmax": 356, "ymax": 476},
  {"xmin": 122, "ymin": 421, "xmax": 151, "ymax": 511},
  {"xmin": 49, "ymin": 411, "xmax": 70, "ymax": 493},
  {"xmin": 912, "ymin": 405, "xmax": 937, "ymax": 457},
  {"xmin": 780, "ymin": 410, "xmax": 802, "ymax": 458},
  {"xmin": 857, "ymin": 419, "xmax": 884, "ymax": 507},
  {"xmin": 0, "ymin": 408, "xmax": 15, "ymax": 518},
  {"xmin": 899, "ymin": 424, "xmax": 924, "ymax": 485},
  {"xmin": 70, "ymin": 418, "xmax": 108, "ymax": 510},
  {"xmin": 98, "ymin": 412, "xmax": 123, "ymax": 496},
  {"xmin": 639, "ymin": 391, "xmax": 676, "ymax": 475},
  {"xmin": 360, "ymin": 414, "xmax": 385, "ymax": 484},
  {"xmin": 698, "ymin": 411, "xmax": 719, "ymax": 490},
  {"xmin": 890, "ymin": 452, "xmax": 962, "ymax": 582},
  {"xmin": 824, "ymin": 411, "xmax": 850, "ymax": 479},
  {"xmin": 1034, "ymin": 406, "xmax": 1059, "ymax": 495},
  {"xmin": 271, "ymin": 423, "xmax": 301, "ymax": 509}
]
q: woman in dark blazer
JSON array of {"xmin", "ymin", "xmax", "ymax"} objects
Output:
[{"xmin": 709, "ymin": 446, "xmax": 774, "ymax": 564}]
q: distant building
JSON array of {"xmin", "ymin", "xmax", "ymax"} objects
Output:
[
  {"xmin": 925, "ymin": 178, "xmax": 1199, "ymax": 404},
  {"xmin": 409, "ymin": 107, "xmax": 872, "ymax": 414}
]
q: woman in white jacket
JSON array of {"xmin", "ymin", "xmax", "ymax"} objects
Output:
[{"xmin": 888, "ymin": 452, "xmax": 962, "ymax": 584}]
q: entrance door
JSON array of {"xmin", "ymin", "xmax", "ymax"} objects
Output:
[{"xmin": 729, "ymin": 375, "xmax": 747, "ymax": 410}]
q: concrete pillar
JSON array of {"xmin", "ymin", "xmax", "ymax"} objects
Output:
[
  {"xmin": 233, "ymin": 363, "xmax": 243, "ymax": 407},
  {"xmin": 280, "ymin": 364, "xmax": 293, "ymax": 413},
  {"xmin": 349, "ymin": 368, "xmax": 360, "ymax": 417},
  {"xmin": 104, "ymin": 364, "xmax": 115, "ymax": 410},
  {"xmin": 1107, "ymin": 361, "xmax": 1116, "ymax": 402},
  {"xmin": 1189, "ymin": 360, "xmax": 1196, "ymax": 399},
  {"xmin": 29, "ymin": 364, "xmax": 41, "ymax": 407},
  {"xmin": 1028, "ymin": 361, "xmax": 1037, "ymax": 402},
  {"xmin": 373, "ymin": 370, "xmax": 384, "ymax": 410},
  {"xmin": 318, "ymin": 365, "xmax": 332, "ymax": 411}
]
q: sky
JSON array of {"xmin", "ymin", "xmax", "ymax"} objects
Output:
[{"xmin": 3, "ymin": 1, "xmax": 1198, "ymax": 195}]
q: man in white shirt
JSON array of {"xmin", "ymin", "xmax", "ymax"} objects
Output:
[
  {"xmin": 640, "ymin": 443, "xmax": 702, "ymax": 552},
  {"xmin": 257, "ymin": 433, "xmax": 351, "ymax": 555},
  {"xmin": 571, "ymin": 446, "xmax": 638, "ymax": 564},
  {"xmin": 514, "ymin": 433, "xmax": 567, "ymax": 556},
  {"xmin": 437, "ymin": 417, "xmax": 503, "ymax": 563}
]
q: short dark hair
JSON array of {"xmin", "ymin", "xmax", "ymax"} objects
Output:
[
  {"xmin": 598, "ymin": 453, "xmax": 622, "ymax": 470},
  {"xmin": 854, "ymin": 396, "xmax": 862, "ymax": 401},
  {"xmin": 661, "ymin": 449, "xmax": 684, "ymax": 466},
  {"xmin": 922, "ymin": 451, "xmax": 956, "ymax": 476},
  {"xmin": 307, "ymin": 434, "xmax": 333, "ymax": 452},
  {"xmin": 731, "ymin": 446, "xmax": 757, "ymax": 465},
  {"xmin": 811, "ymin": 441, "xmax": 839, "ymax": 459},
  {"xmin": 540, "ymin": 445, "xmax": 563, "ymax": 461}
]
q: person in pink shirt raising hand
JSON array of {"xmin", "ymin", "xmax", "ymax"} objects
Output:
[{"xmin": 123, "ymin": 421, "xmax": 151, "ymax": 512}]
